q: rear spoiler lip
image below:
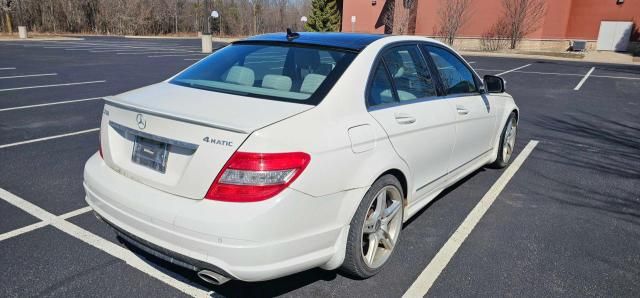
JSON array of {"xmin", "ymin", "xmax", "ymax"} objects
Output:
[{"xmin": 103, "ymin": 96, "xmax": 250, "ymax": 134}]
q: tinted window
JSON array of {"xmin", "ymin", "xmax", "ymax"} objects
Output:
[
  {"xmin": 171, "ymin": 43, "xmax": 356, "ymax": 105},
  {"xmin": 368, "ymin": 62, "xmax": 396, "ymax": 107},
  {"xmin": 426, "ymin": 46, "xmax": 477, "ymax": 95},
  {"xmin": 382, "ymin": 45, "xmax": 437, "ymax": 101}
]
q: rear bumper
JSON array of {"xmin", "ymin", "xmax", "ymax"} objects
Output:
[
  {"xmin": 98, "ymin": 213, "xmax": 233, "ymax": 278},
  {"xmin": 83, "ymin": 153, "xmax": 365, "ymax": 281}
]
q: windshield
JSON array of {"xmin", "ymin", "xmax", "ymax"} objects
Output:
[{"xmin": 170, "ymin": 43, "xmax": 357, "ymax": 105}]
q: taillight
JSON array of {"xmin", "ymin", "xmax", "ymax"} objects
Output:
[{"xmin": 205, "ymin": 152, "xmax": 311, "ymax": 202}]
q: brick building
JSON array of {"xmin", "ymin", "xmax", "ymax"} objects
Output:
[{"xmin": 340, "ymin": 0, "xmax": 640, "ymax": 52}]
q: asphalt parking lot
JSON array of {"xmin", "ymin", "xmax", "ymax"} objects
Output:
[{"xmin": 0, "ymin": 36, "xmax": 638, "ymax": 297}]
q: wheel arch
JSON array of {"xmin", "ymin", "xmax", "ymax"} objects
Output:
[
  {"xmin": 376, "ymin": 169, "xmax": 409, "ymax": 206},
  {"xmin": 488, "ymin": 96, "xmax": 519, "ymax": 164}
]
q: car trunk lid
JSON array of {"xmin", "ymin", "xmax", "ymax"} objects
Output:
[{"xmin": 100, "ymin": 82, "xmax": 313, "ymax": 200}]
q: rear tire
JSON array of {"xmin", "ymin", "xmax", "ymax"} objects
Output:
[
  {"xmin": 490, "ymin": 112, "xmax": 517, "ymax": 169},
  {"xmin": 340, "ymin": 175, "xmax": 404, "ymax": 279}
]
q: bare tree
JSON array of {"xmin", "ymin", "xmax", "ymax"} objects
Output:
[
  {"xmin": 1, "ymin": 0, "xmax": 13, "ymax": 33},
  {"xmin": 480, "ymin": 18, "xmax": 510, "ymax": 51},
  {"xmin": 391, "ymin": 0, "xmax": 416, "ymax": 35},
  {"xmin": 501, "ymin": 0, "xmax": 546, "ymax": 49},
  {"xmin": 6, "ymin": 0, "xmax": 310, "ymax": 36},
  {"xmin": 435, "ymin": 0, "xmax": 471, "ymax": 46}
]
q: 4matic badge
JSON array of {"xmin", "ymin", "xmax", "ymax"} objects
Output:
[{"xmin": 202, "ymin": 136, "xmax": 233, "ymax": 147}]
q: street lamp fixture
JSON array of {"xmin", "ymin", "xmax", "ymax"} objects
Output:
[{"xmin": 209, "ymin": 10, "xmax": 222, "ymax": 36}]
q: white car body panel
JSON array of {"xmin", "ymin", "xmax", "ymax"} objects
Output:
[
  {"xmin": 84, "ymin": 34, "xmax": 519, "ymax": 282},
  {"xmin": 369, "ymin": 99, "xmax": 457, "ymax": 199},
  {"xmin": 108, "ymin": 82, "xmax": 313, "ymax": 133},
  {"xmin": 448, "ymin": 94, "xmax": 497, "ymax": 171}
]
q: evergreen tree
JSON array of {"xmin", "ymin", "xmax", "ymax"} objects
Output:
[{"xmin": 304, "ymin": 0, "xmax": 341, "ymax": 32}]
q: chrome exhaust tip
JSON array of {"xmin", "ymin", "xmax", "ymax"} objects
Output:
[{"xmin": 197, "ymin": 269, "xmax": 231, "ymax": 285}]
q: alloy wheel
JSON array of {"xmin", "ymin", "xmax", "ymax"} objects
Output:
[
  {"xmin": 502, "ymin": 118, "xmax": 517, "ymax": 163},
  {"xmin": 360, "ymin": 185, "xmax": 403, "ymax": 269}
]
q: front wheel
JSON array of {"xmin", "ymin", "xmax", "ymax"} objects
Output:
[
  {"xmin": 340, "ymin": 175, "xmax": 404, "ymax": 278},
  {"xmin": 491, "ymin": 112, "xmax": 517, "ymax": 168}
]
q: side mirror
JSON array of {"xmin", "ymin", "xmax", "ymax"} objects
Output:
[{"xmin": 483, "ymin": 75, "xmax": 506, "ymax": 93}]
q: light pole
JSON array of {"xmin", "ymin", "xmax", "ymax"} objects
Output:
[
  {"xmin": 300, "ymin": 16, "xmax": 308, "ymax": 31},
  {"xmin": 210, "ymin": 10, "xmax": 221, "ymax": 36},
  {"xmin": 202, "ymin": 10, "xmax": 219, "ymax": 54}
]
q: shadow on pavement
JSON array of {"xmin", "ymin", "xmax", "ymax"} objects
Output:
[{"xmin": 530, "ymin": 112, "xmax": 640, "ymax": 224}]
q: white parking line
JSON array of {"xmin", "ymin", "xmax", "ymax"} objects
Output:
[
  {"xmin": 0, "ymin": 80, "xmax": 106, "ymax": 92},
  {"xmin": 61, "ymin": 45, "xmax": 192, "ymax": 52},
  {"xmin": 468, "ymin": 61, "xmax": 476, "ymax": 64},
  {"xmin": 514, "ymin": 70, "xmax": 584, "ymax": 76},
  {"xmin": 117, "ymin": 51, "xmax": 196, "ymax": 55},
  {"xmin": 0, "ymin": 188, "xmax": 210, "ymax": 297},
  {"xmin": 44, "ymin": 46, "xmax": 103, "ymax": 49},
  {"xmin": 0, "ymin": 67, "xmax": 16, "ymax": 70},
  {"xmin": 0, "ymin": 206, "xmax": 93, "ymax": 241},
  {"xmin": 0, "ymin": 73, "xmax": 57, "ymax": 80},
  {"xmin": 0, "ymin": 97, "xmax": 102, "ymax": 112},
  {"xmin": 0, "ymin": 221, "xmax": 49, "ymax": 241},
  {"xmin": 475, "ymin": 69, "xmax": 640, "ymax": 80},
  {"xmin": 591, "ymin": 74, "xmax": 640, "ymax": 80},
  {"xmin": 0, "ymin": 128, "xmax": 99, "ymax": 149},
  {"xmin": 474, "ymin": 68, "xmax": 506, "ymax": 72},
  {"xmin": 90, "ymin": 48, "xmax": 187, "ymax": 53},
  {"xmin": 65, "ymin": 47, "xmax": 129, "ymax": 51},
  {"xmin": 147, "ymin": 53, "xmax": 209, "ymax": 58},
  {"xmin": 574, "ymin": 67, "xmax": 595, "ymax": 91},
  {"xmin": 495, "ymin": 64, "xmax": 531, "ymax": 76},
  {"xmin": 59, "ymin": 206, "xmax": 95, "ymax": 219},
  {"xmin": 403, "ymin": 140, "xmax": 539, "ymax": 298}
]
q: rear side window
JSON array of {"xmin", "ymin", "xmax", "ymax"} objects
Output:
[
  {"xmin": 170, "ymin": 43, "xmax": 356, "ymax": 105},
  {"xmin": 382, "ymin": 45, "xmax": 437, "ymax": 101},
  {"xmin": 426, "ymin": 46, "xmax": 477, "ymax": 95}
]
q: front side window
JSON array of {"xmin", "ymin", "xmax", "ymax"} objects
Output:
[
  {"xmin": 426, "ymin": 46, "xmax": 478, "ymax": 95},
  {"xmin": 382, "ymin": 45, "xmax": 437, "ymax": 101},
  {"xmin": 171, "ymin": 43, "xmax": 356, "ymax": 105}
]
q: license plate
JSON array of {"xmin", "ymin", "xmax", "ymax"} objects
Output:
[{"xmin": 132, "ymin": 136, "xmax": 169, "ymax": 173}]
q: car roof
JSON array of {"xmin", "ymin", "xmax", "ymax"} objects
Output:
[{"xmin": 236, "ymin": 32, "xmax": 387, "ymax": 51}]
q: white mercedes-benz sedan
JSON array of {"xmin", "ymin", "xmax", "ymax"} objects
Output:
[{"xmin": 84, "ymin": 32, "xmax": 518, "ymax": 285}]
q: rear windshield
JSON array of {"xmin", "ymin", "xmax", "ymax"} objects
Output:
[{"xmin": 170, "ymin": 43, "xmax": 357, "ymax": 105}]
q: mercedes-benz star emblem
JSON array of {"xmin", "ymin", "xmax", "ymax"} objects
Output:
[{"xmin": 136, "ymin": 113, "xmax": 147, "ymax": 129}]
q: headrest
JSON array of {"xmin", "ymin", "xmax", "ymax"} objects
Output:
[
  {"xmin": 300, "ymin": 74, "xmax": 326, "ymax": 94},
  {"xmin": 262, "ymin": 74, "xmax": 292, "ymax": 91},
  {"xmin": 225, "ymin": 66, "xmax": 255, "ymax": 86}
]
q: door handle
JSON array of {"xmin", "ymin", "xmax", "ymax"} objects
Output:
[
  {"xmin": 456, "ymin": 105, "xmax": 469, "ymax": 115},
  {"xmin": 395, "ymin": 113, "xmax": 416, "ymax": 124}
]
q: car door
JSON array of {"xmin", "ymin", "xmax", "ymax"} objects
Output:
[
  {"xmin": 367, "ymin": 44, "xmax": 457, "ymax": 199},
  {"xmin": 424, "ymin": 45, "xmax": 496, "ymax": 172}
]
